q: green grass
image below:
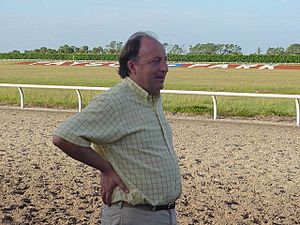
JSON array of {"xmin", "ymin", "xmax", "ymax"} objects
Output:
[{"xmin": 0, "ymin": 61, "xmax": 300, "ymax": 118}]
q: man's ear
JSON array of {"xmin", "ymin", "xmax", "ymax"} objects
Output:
[{"xmin": 127, "ymin": 60, "xmax": 136, "ymax": 76}]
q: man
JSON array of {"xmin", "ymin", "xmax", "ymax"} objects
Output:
[{"xmin": 52, "ymin": 31, "xmax": 182, "ymax": 225}]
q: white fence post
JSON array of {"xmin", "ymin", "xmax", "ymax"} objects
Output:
[
  {"xmin": 76, "ymin": 89, "xmax": 82, "ymax": 111},
  {"xmin": 296, "ymin": 99, "xmax": 299, "ymax": 125},
  {"xmin": 17, "ymin": 87, "xmax": 24, "ymax": 108},
  {"xmin": 212, "ymin": 95, "xmax": 217, "ymax": 120}
]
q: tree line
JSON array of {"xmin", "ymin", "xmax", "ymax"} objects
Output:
[
  {"xmin": 9, "ymin": 41, "xmax": 123, "ymax": 54},
  {"xmin": 7, "ymin": 41, "xmax": 300, "ymax": 55},
  {"xmin": 265, "ymin": 44, "xmax": 300, "ymax": 54}
]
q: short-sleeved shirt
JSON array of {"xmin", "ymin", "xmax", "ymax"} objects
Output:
[{"xmin": 53, "ymin": 77, "xmax": 182, "ymax": 205}]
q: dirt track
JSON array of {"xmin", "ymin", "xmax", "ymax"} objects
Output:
[{"xmin": 0, "ymin": 108, "xmax": 299, "ymax": 225}]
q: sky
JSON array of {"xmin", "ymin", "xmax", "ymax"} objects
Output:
[{"xmin": 1, "ymin": 0, "xmax": 299, "ymax": 54}]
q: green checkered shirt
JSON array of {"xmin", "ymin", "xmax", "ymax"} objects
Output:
[{"xmin": 53, "ymin": 77, "xmax": 182, "ymax": 205}]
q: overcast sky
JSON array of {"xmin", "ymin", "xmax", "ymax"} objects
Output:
[{"xmin": 1, "ymin": 0, "xmax": 299, "ymax": 54}]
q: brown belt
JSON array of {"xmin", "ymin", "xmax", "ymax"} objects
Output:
[{"xmin": 113, "ymin": 201, "xmax": 176, "ymax": 211}]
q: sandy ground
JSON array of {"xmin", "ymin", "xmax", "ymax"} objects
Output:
[{"xmin": 0, "ymin": 108, "xmax": 299, "ymax": 225}]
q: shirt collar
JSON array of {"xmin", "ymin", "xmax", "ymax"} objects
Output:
[{"xmin": 124, "ymin": 77, "xmax": 160, "ymax": 103}]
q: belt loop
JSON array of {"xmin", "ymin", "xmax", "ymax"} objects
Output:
[{"xmin": 118, "ymin": 201, "xmax": 124, "ymax": 209}]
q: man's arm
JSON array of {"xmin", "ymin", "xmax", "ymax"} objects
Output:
[{"xmin": 52, "ymin": 135, "xmax": 129, "ymax": 206}]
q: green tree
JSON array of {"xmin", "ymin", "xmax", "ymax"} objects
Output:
[
  {"xmin": 266, "ymin": 47, "xmax": 285, "ymax": 55},
  {"xmin": 91, "ymin": 46, "xmax": 104, "ymax": 54},
  {"xmin": 10, "ymin": 50, "xmax": 21, "ymax": 53},
  {"xmin": 286, "ymin": 43, "xmax": 300, "ymax": 54},
  {"xmin": 189, "ymin": 43, "xmax": 217, "ymax": 54},
  {"xmin": 163, "ymin": 42, "xmax": 170, "ymax": 53},
  {"xmin": 256, "ymin": 47, "xmax": 262, "ymax": 55},
  {"xmin": 40, "ymin": 47, "xmax": 48, "ymax": 53},
  {"xmin": 169, "ymin": 44, "xmax": 184, "ymax": 54},
  {"xmin": 219, "ymin": 44, "xmax": 242, "ymax": 55},
  {"xmin": 79, "ymin": 45, "xmax": 89, "ymax": 53},
  {"xmin": 105, "ymin": 41, "xmax": 123, "ymax": 54},
  {"xmin": 189, "ymin": 43, "xmax": 241, "ymax": 54},
  {"xmin": 47, "ymin": 48, "xmax": 57, "ymax": 53},
  {"xmin": 70, "ymin": 46, "xmax": 80, "ymax": 53},
  {"xmin": 201, "ymin": 43, "xmax": 218, "ymax": 54},
  {"xmin": 58, "ymin": 44, "xmax": 74, "ymax": 53},
  {"xmin": 33, "ymin": 48, "xmax": 41, "ymax": 53}
]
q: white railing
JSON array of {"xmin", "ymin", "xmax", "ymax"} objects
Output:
[{"xmin": 0, "ymin": 83, "xmax": 299, "ymax": 125}]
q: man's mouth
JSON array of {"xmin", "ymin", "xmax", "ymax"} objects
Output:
[{"xmin": 156, "ymin": 76, "xmax": 165, "ymax": 82}]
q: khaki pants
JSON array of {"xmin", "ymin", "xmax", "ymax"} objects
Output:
[{"xmin": 101, "ymin": 204, "xmax": 177, "ymax": 225}]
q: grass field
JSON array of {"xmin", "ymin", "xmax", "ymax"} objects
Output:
[{"xmin": 0, "ymin": 61, "xmax": 300, "ymax": 118}]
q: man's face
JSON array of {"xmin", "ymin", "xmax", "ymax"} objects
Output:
[{"xmin": 128, "ymin": 38, "xmax": 168, "ymax": 96}]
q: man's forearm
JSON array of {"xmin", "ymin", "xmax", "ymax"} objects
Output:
[
  {"xmin": 52, "ymin": 135, "xmax": 129, "ymax": 205},
  {"xmin": 52, "ymin": 135, "xmax": 112, "ymax": 173}
]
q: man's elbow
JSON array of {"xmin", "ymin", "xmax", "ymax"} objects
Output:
[{"xmin": 52, "ymin": 135, "xmax": 65, "ymax": 149}]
